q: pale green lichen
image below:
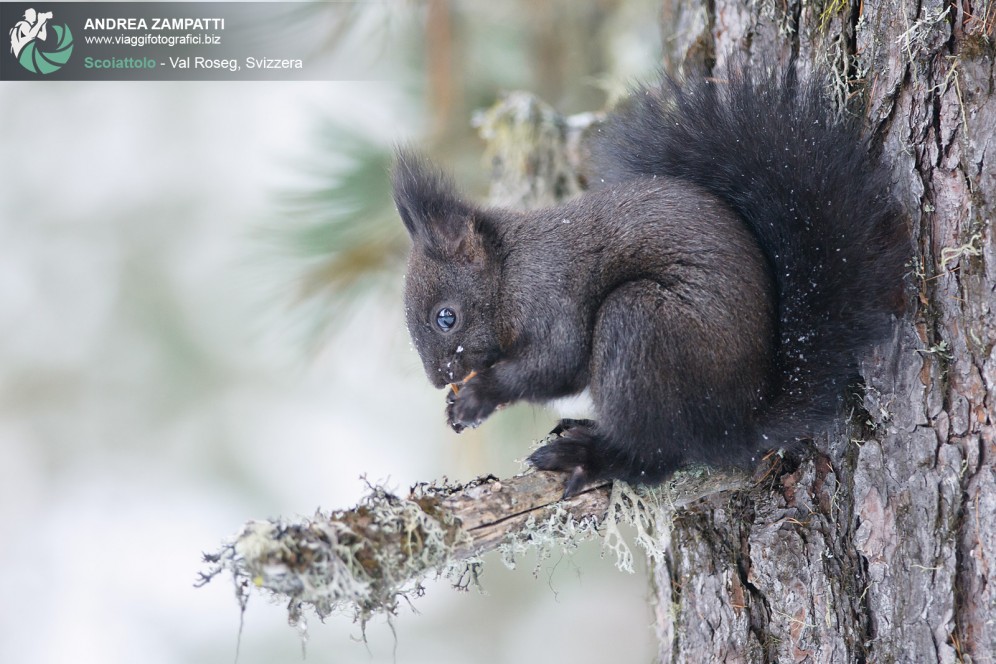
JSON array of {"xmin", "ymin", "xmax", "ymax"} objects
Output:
[
  {"xmin": 940, "ymin": 231, "xmax": 984, "ymax": 270},
  {"xmin": 199, "ymin": 482, "xmax": 473, "ymax": 630},
  {"xmin": 495, "ymin": 473, "xmax": 693, "ymax": 575},
  {"xmin": 200, "ymin": 467, "xmax": 720, "ymax": 633},
  {"xmin": 473, "ymin": 92, "xmax": 585, "ymax": 209},
  {"xmin": 604, "ymin": 481, "xmax": 672, "ymax": 572},
  {"xmin": 895, "ymin": 4, "xmax": 952, "ymax": 68},
  {"xmin": 497, "ymin": 506, "xmax": 603, "ymax": 572}
]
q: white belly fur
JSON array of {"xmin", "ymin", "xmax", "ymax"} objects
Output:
[{"xmin": 543, "ymin": 387, "xmax": 595, "ymax": 419}]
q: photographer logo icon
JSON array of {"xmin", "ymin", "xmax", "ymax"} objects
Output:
[{"xmin": 9, "ymin": 8, "xmax": 73, "ymax": 74}]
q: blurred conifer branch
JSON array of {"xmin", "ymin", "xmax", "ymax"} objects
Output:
[{"xmin": 261, "ymin": 125, "xmax": 406, "ymax": 349}]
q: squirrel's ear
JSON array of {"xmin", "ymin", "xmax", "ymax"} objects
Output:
[{"xmin": 392, "ymin": 149, "xmax": 490, "ymax": 264}]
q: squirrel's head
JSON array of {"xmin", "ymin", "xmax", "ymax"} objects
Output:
[{"xmin": 392, "ymin": 150, "xmax": 503, "ymax": 388}]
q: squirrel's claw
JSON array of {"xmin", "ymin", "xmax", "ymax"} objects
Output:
[
  {"xmin": 561, "ymin": 466, "xmax": 592, "ymax": 499},
  {"xmin": 549, "ymin": 418, "xmax": 596, "ymax": 436}
]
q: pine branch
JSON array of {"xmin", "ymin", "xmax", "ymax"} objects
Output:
[{"xmin": 198, "ymin": 466, "xmax": 748, "ymax": 627}]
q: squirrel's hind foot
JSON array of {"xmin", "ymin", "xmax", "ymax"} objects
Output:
[
  {"xmin": 531, "ymin": 420, "xmax": 686, "ymax": 497},
  {"xmin": 529, "ymin": 423, "xmax": 605, "ymax": 498}
]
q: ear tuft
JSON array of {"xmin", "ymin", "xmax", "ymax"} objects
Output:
[
  {"xmin": 391, "ymin": 148, "xmax": 489, "ymax": 263},
  {"xmin": 392, "ymin": 148, "xmax": 467, "ymax": 238}
]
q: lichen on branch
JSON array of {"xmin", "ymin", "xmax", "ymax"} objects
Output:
[{"xmin": 197, "ymin": 465, "xmax": 748, "ymax": 628}]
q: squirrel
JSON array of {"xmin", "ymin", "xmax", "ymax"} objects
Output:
[{"xmin": 391, "ymin": 67, "xmax": 909, "ymax": 498}]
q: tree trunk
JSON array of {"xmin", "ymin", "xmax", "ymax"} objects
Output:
[{"xmin": 653, "ymin": 1, "xmax": 996, "ymax": 662}]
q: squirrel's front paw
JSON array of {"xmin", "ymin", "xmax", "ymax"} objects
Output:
[{"xmin": 446, "ymin": 382, "xmax": 498, "ymax": 432}]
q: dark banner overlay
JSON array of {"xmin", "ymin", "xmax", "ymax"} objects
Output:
[{"xmin": 1, "ymin": 2, "xmax": 373, "ymax": 80}]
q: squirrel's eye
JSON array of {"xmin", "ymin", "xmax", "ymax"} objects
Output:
[{"xmin": 435, "ymin": 307, "xmax": 457, "ymax": 332}]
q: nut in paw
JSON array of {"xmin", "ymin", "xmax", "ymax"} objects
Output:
[{"xmin": 445, "ymin": 381, "xmax": 498, "ymax": 431}]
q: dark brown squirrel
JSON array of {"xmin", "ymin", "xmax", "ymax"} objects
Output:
[{"xmin": 391, "ymin": 67, "xmax": 908, "ymax": 498}]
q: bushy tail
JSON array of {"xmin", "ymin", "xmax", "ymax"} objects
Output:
[{"xmin": 592, "ymin": 68, "xmax": 909, "ymax": 446}]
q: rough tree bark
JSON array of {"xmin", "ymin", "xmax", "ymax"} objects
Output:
[{"xmin": 652, "ymin": 1, "xmax": 996, "ymax": 662}]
